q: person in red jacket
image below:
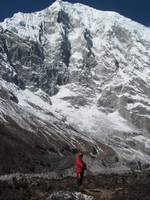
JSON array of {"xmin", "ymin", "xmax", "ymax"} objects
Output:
[{"xmin": 75, "ymin": 152, "xmax": 86, "ymax": 186}]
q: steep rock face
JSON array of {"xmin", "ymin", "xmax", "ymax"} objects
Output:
[
  {"xmin": 1, "ymin": 1, "xmax": 150, "ymax": 131},
  {"xmin": 0, "ymin": 0, "xmax": 150, "ymax": 174},
  {"xmin": 0, "ymin": 28, "xmax": 44, "ymax": 89}
]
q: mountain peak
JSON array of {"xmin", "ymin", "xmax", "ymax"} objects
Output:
[
  {"xmin": 50, "ymin": 0, "xmax": 66, "ymax": 9},
  {"xmin": 56, "ymin": 0, "xmax": 63, "ymax": 3},
  {"xmin": 52, "ymin": 0, "xmax": 63, "ymax": 6},
  {"xmin": 0, "ymin": 0, "xmax": 150, "ymax": 173}
]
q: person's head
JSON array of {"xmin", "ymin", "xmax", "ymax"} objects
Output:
[{"xmin": 78, "ymin": 152, "xmax": 83, "ymax": 159}]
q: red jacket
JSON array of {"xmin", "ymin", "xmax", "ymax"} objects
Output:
[{"xmin": 75, "ymin": 153, "xmax": 86, "ymax": 177}]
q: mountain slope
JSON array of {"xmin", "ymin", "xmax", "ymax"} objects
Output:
[{"xmin": 0, "ymin": 0, "xmax": 150, "ymax": 174}]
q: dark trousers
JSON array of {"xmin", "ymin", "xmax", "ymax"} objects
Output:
[{"xmin": 77, "ymin": 171, "xmax": 84, "ymax": 186}]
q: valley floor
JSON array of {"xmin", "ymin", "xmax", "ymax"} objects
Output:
[{"xmin": 0, "ymin": 171, "xmax": 150, "ymax": 200}]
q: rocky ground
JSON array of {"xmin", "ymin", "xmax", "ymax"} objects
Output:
[{"xmin": 0, "ymin": 171, "xmax": 150, "ymax": 200}]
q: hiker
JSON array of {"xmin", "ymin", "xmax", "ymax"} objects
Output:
[{"xmin": 75, "ymin": 152, "xmax": 86, "ymax": 186}]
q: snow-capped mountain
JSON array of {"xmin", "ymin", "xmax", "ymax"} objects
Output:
[{"xmin": 0, "ymin": 0, "xmax": 150, "ymax": 174}]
